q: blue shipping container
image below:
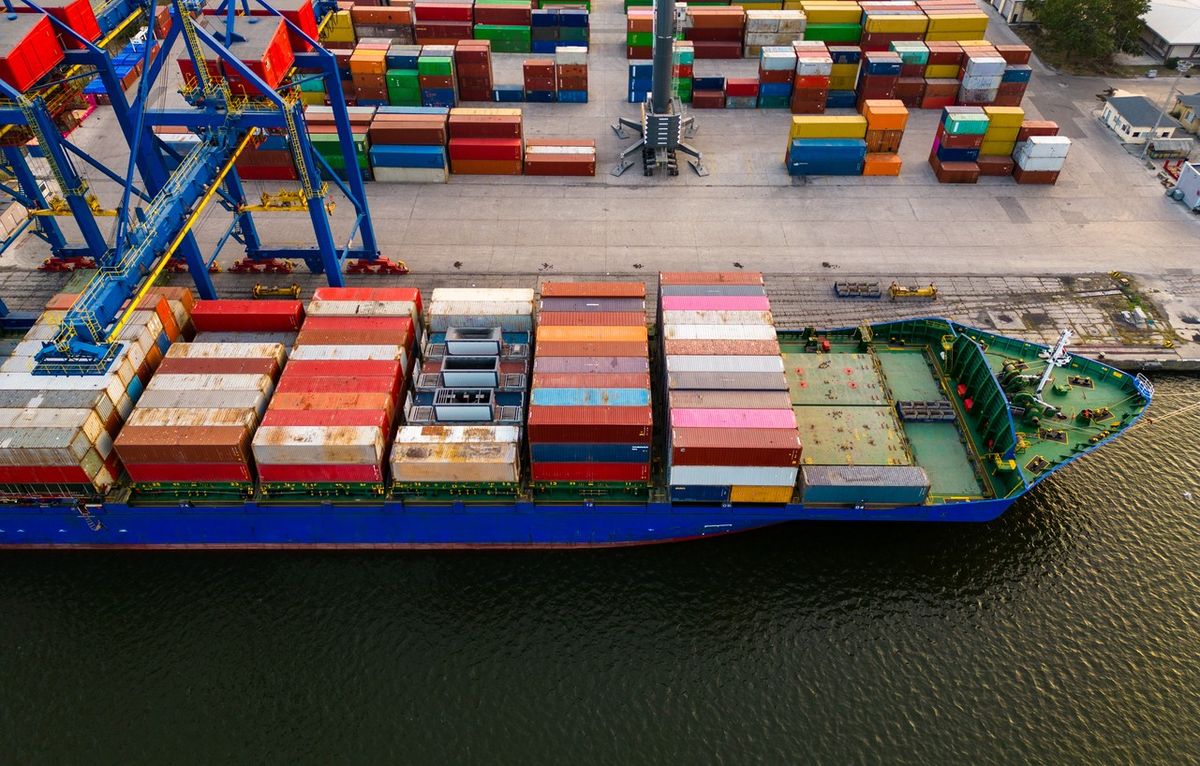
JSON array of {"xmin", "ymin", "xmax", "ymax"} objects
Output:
[
  {"xmin": 525, "ymin": 90, "xmax": 556, "ymax": 103},
  {"xmin": 670, "ymin": 484, "xmax": 731, "ymax": 503},
  {"xmin": 530, "ymin": 388, "xmax": 651, "ymax": 407},
  {"xmin": 759, "ymin": 82, "xmax": 791, "ymax": 98},
  {"xmin": 532, "ymin": 40, "xmax": 559, "ymax": 54},
  {"xmin": 557, "ymin": 90, "xmax": 587, "ymax": 103},
  {"xmin": 865, "ymin": 61, "xmax": 902, "ymax": 76},
  {"xmin": 1002, "ymin": 65, "xmax": 1032, "ymax": 83},
  {"xmin": 560, "ymin": 10, "xmax": 589, "ymax": 26},
  {"xmin": 421, "ymin": 89, "xmax": 457, "ymax": 107},
  {"xmin": 531, "ymin": 9, "xmax": 558, "ymax": 25},
  {"xmin": 826, "ymin": 90, "xmax": 857, "ymax": 108},
  {"xmin": 693, "ymin": 76, "xmax": 725, "ymax": 90},
  {"xmin": 531, "ymin": 443, "xmax": 651, "ymax": 463},
  {"xmin": 493, "ymin": 85, "xmax": 525, "ymax": 102},
  {"xmin": 788, "ymin": 138, "xmax": 867, "ymax": 162},
  {"xmin": 936, "ymin": 146, "xmax": 980, "ymax": 163},
  {"xmin": 369, "ymin": 145, "xmax": 447, "ymax": 169}
]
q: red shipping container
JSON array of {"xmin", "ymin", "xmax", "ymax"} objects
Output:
[
  {"xmin": 415, "ymin": 2, "xmax": 474, "ymax": 21},
  {"xmin": 977, "ymin": 155, "xmax": 1015, "ymax": 176},
  {"xmin": 531, "ymin": 463, "xmax": 650, "ymax": 483},
  {"xmin": 758, "ymin": 68, "xmax": 793, "ymax": 84},
  {"xmin": 191, "ymin": 300, "xmax": 304, "ymax": 332},
  {"xmin": 294, "ymin": 328, "xmax": 412, "ymax": 348},
  {"xmin": 448, "ymin": 138, "xmax": 523, "ymax": 161},
  {"xmin": 0, "ymin": 14, "xmax": 65, "ymax": 91},
  {"xmin": 15, "ymin": 0, "xmax": 100, "ymax": 50},
  {"xmin": 670, "ymin": 427, "xmax": 801, "ymax": 467},
  {"xmin": 692, "ymin": 90, "xmax": 726, "ymax": 108},
  {"xmin": 156, "ymin": 357, "xmax": 281, "ymax": 377},
  {"xmin": 311, "ymin": 286, "xmax": 423, "ymax": 315},
  {"xmin": 283, "ymin": 360, "xmax": 402, "ymax": 379},
  {"xmin": 541, "ymin": 282, "xmax": 644, "ymax": 298},
  {"xmin": 0, "ymin": 464, "xmax": 91, "ymax": 485},
  {"xmin": 221, "ymin": 16, "xmax": 294, "ymax": 95},
  {"xmin": 523, "ymin": 156, "xmax": 595, "ymax": 177},
  {"xmin": 275, "ymin": 374, "xmax": 401, "ymax": 399},
  {"xmin": 725, "ymin": 77, "xmax": 759, "ymax": 97},
  {"xmin": 258, "ymin": 463, "xmax": 384, "ymax": 483},
  {"xmin": 449, "ymin": 158, "xmax": 523, "ymax": 175},
  {"xmin": 447, "ymin": 114, "xmax": 523, "ymax": 138},
  {"xmin": 1016, "ymin": 120, "xmax": 1059, "ymax": 140},
  {"xmin": 793, "ymin": 75, "xmax": 829, "ymax": 89},
  {"xmin": 261, "ymin": 407, "xmax": 392, "ymax": 432},
  {"xmin": 691, "ymin": 41, "xmax": 742, "ymax": 58},
  {"xmin": 125, "ymin": 462, "xmax": 254, "ymax": 483},
  {"xmin": 527, "ymin": 405, "xmax": 653, "ymax": 443}
]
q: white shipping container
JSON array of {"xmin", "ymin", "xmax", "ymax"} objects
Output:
[
  {"xmin": 524, "ymin": 145, "xmax": 595, "ymax": 156},
  {"xmin": 554, "ymin": 46, "xmax": 588, "ymax": 65},
  {"xmin": 167, "ymin": 342, "xmax": 287, "ymax": 365},
  {"xmin": 0, "ymin": 408, "xmax": 108, "ymax": 444},
  {"xmin": 745, "ymin": 12, "xmax": 781, "ymax": 32},
  {"xmin": 0, "ymin": 357, "xmax": 34, "ymax": 373},
  {"xmin": 662, "ymin": 310, "xmax": 774, "ymax": 326},
  {"xmin": 964, "ymin": 56, "xmax": 1006, "ymax": 76},
  {"xmin": 796, "ymin": 58, "xmax": 833, "ymax": 76},
  {"xmin": 136, "ymin": 388, "xmax": 270, "ymax": 413},
  {"xmin": 289, "ymin": 344, "xmax": 408, "ymax": 364},
  {"xmin": 430, "ymin": 288, "xmax": 535, "ymax": 303},
  {"xmin": 395, "ymin": 424, "xmax": 521, "ymax": 444},
  {"xmin": 0, "ymin": 427, "xmax": 113, "ymax": 466},
  {"xmin": 1018, "ymin": 135, "xmax": 1071, "ymax": 160},
  {"xmin": 125, "ymin": 407, "xmax": 258, "ymax": 429},
  {"xmin": 668, "ymin": 465, "xmax": 799, "ymax": 487},
  {"xmin": 664, "ymin": 324, "xmax": 778, "ymax": 341},
  {"xmin": 252, "ymin": 425, "xmax": 384, "ymax": 465},
  {"xmin": 665, "ymin": 355, "xmax": 786, "ymax": 373},
  {"xmin": 144, "ymin": 373, "xmax": 275, "ymax": 394},
  {"xmin": 392, "ymin": 441, "xmax": 521, "ymax": 483},
  {"xmin": 372, "ymin": 166, "xmax": 449, "ymax": 184},
  {"xmin": 1015, "ymin": 155, "xmax": 1065, "ymax": 172},
  {"xmin": 20, "ymin": 324, "xmax": 59, "ymax": 341},
  {"xmin": 304, "ymin": 300, "xmax": 420, "ymax": 328}
]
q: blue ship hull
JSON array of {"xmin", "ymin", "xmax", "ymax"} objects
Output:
[{"xmin": 0, "ymin": 497, "xmax": 1016, "ymax": 549}]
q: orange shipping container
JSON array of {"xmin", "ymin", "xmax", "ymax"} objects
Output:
[{"xmin": 863, "ymin": 153, "xmax": 903, "ymax": 176}]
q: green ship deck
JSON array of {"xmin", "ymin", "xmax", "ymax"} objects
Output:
[{"xmin": 779, "ymin": 320, "xmax": 1150, "ymax": 505}]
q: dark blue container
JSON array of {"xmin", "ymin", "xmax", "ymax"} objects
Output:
[
  {"xmin": 525, "ymin": 90, "xmax": 557, "ymax": 103},
  {"xmin": 557, "ymin": 89, "xmax": 587, "ymax": 103},
  {"xmin": 532, "ymin": 443, "xmax": 651, "ymax": 463},
  {"xmin": 827, "ymin": 46, "xmax": 861, "ymax": 64},
  {"xmin": 826, "ymin": 89, "xmax": 857, "ymax": 108},
  {"xmin": 693, "ymin": 76, "xmax": 725, "ymax": 90},
  {"xmin": 421, "ymin": 88, "xmax": 457, "ymax": 107},
  {"xmin": 532, "ymin": 40, "xmax": 559, "ymax": 54},
  {"xmin": 865, "ymin": 60, "xmax": 902, "ymax": 76},
  {"xmin": 1002, "ymin": 65, "xmax": 1032, "ymax": 83},
  {"xmin": 629, "ymin": 63, "xmax": 653, "ymax": 78},
  {"xmin": 369, "ymin": 145, "xmax": 447, "ymax": 169},
  {"xmin": 936, "ymin": 146, "xmax": 980, "ymax": 162},
  {"xmin": 493, "ymin": 85, "xmax": 525, "ymax": 102},
  {"xmin": 560, "ymin": 9, "xmax": 589, "ymax": 26},
  {"xmin": 531, "ymin": 9, "xmax": 558, "ymax": 26},
  {"xmin": 628, "ymin": 89, "xmax": 651, "ymax": 103},
  {"xmin": 759, "ymin": 81, "xmax": 791, "ymax": 98}
]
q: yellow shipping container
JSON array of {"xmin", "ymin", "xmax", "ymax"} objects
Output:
[
  {"xmin": 730, "ymin": 485, "xmax": 795, "ymax": 504},
  {"xmin": 829, "ymin": 74, "xmax": 859, "ymax": 89},
  {"xmin": 536, "ymin": 325, "xmax": 649, "ymax": 343},
  {"xmin": 831, "ymin": 62, "xmax": 859, "ymax": 76},
  {"xmin": 783, "ymin": 0, "xmax": 806, "ymax": 8},
  {"xmin": 924, "ymin": 63, "xmax": 961, "ymax": 78},
  {"xmin": 299, "ymin": 92, "xmax": 326, "ymax": 106},
  {"xmin": 979, "ymin": 140, "xmax": 1016, "ymax": 157},
  {"xmin": 923, "ymin": 14, "xmax": 988, "ymax": 32},
  {"xmin": 924, "ymin": 31, "xmax": 985, "ymax": 42},
  {"xmin": 863, "ymin": 15, "xmax": 928, "ymax": 34},
  {"xmin": 983, "ymin": 126, "xmax": 1020, "ymax": 142},
  {"xmin": 742, "ymin": 1, "xmax": 784, "ymax": 8},
  {"xmin": 800, "ymin": 4, "xmax": 862, "ymax": 24},
  {"xmin": 983, "ymin": 106, "xmax": 1025, "ymax": 127},
  {"xmin": 789, "ymin": 114, "xmax": 868, "ymax": 139},
  {"xmin": 322, "ymin": 10, "xmax": 356, "ymax": 44}
]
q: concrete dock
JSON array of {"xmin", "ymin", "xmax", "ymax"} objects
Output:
[{"xmin": 1, "ymin": 1, "xmax": 1198, "ymax": 368}]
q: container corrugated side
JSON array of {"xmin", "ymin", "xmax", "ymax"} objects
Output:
[
  {"xmin": 667, "ymin": 390, "xmax": 794, "ymax": 409},
  {"xmin": 660, "ymin": 296, "xmax": 772, "ymax": 312},
  {"xmin": 659, "ymin": 284, "xmax": 767, "ymax": 297},
  {"xmin": 527, "ymin": 405, "xmax": 653, "ymax": 443},
  {"xmin": 659, "ymin": 271, "xmax": 765, "ymax": 286},
  {"xmin": 124, "ymin": 407, "xmax": 257, "ymax": 429},
  {"xmin": 533, "ymin": 357, "xmax": 650, "ymax": 374},
  {"xmin": 535, "ymin": 341, "xmax": 648, "ymax": 358},
  {"xmin": 252, "ymin": 425, "xmax": 385, "ymax": 465},
  {"xmin": 289, "ymin": 344, "xmax": 408, "ymax": 364},
  {"xmin": 115, "ymin": 424, "xmax": 254, "ymax": 464},
  {"xmin": 531, "ymin": 372, "xmax": 651, "ymax": 389},
  {"xmin": 536, "ymin": 325, "xmax": 648, "ymax": 343},
  {"xmin": 729, "ymin": 485, "xmax": 794, "ymax": 503},
  {"xmin": 430, "ymin": 288, "xmax": 535, "ymax": 303},
  {"xmin": 799, "ymin": 465, "xmax": 931, "ymax": 505},
  {"xmin": 391, "ymin": 441, "xmax": 520, "ymax": 483},
  {"xmin": 540, "ymin": 297, "xmax": 645, "ymax": 313},
  {"xmin": 530, "ymin": 442, "xmax": 651, "ymax": 463},
  {"xmin": 662, "ymin": 310, "xmax": 773, "ymax": 326},
  {"xmin": 670, "ymin": 427, "xmax": 801, "ymax": 466},
  {"xmin": 670, "ymin": 408, "xmax": 797, "ymax": 429},
  {"xmin": 668, "ymin": 465, "xmax": 798, "ymax": 487},
  {"xmin": 155, "ymin": 357, "xmax": 281, "ymax": 377},
  {"xmin": 665, "ymin": 355, "xmax": 785, "ymax": 374},
  {"xmin": 144, "ymin": 373, "xmax": 275, "ymax": 393},
  {"xmin": 666, "ymin": 371, "xmax": 790, "ymax": 391},
  {"xmin": 537, "ymin": 311, "xmax": 646, "ymax": 327},
  {"xmin": 663, "ymin": 339, "xmax": 782, "ymax": 357},
  {"xmin": 136, "ymin": 388, "xmax": 271, "ymax": 413},
  {"xmin": 395, "ymin": 424, "xmax": 520, "ymax": 444},
  {"xmin": 663, "ymin": 324, "xmax": 778, "ymax": 341},
  {"xmin": 305, "ymin": 300, "xmax": 420, "ymax": 326},
  {"xmin": 540, "ymin": 282, "xmax": 646, "ymax": 298},
  {"xmin": 529, "ymin": 388, "xmax": 651, "ymax": 407}
]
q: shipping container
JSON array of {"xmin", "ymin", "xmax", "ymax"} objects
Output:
[
  {"xmin": 668, "ymin": 465, "xmax": 798, "ymax": 487},
  {"xmin": 666, "ymin": 371, "xmax": 790, "ymax": 391},
  {"xmin": 670, "ymin": 427, "xmax": 801, "ymax": 466},
  {"xmin": 527, "ymin": 405, "xmax": 653, "ymax": 442},
  {"xmin": 252, "ymin": 425, "xmax": 385, "ymax": 465},
  {"xmin": 391, "ymin": 441, "xmax": 520, "ymax": 483},
  {"xmin": 664, "ymin": 355, "xmax": 785, "ymax": 373},
  {"xmin": 529, "ymin": 388, "xmax": 651, "ymax": 407},
  {"xmin": 670, "ymin": 408, "xmax": 797, "ymax": 430},
  {"xmin": 667, "ymin": 390, "xmax": 794, "ymax": 410},
  {"xmin": 531, "ymin": 462, "xmax": 650, "ymax": 482},
  {"xmin": 533, "ymin": 356, "xmax": 649, "ymax": 374},
  {"xmin": 799, "ymin": 464, "xmax": 930, "ymax": 505}
]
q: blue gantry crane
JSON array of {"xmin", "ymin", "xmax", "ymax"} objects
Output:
[{"xmin": 0, "ymin": 0, "xmax": 384, "ymax": 373}]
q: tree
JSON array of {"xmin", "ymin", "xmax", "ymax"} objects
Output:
[{"xmin": 1027, "ymin": 0, "xmax": 1150, "ymax": 62}]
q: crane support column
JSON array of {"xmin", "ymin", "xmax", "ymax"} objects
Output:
[{"xmin": 2, "ymin": 145, "xmax": 68, "ymax": 254}]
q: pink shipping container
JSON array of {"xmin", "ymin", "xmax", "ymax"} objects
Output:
[
  {"xmin": 659, "ymin": 296, "xmax": 772, "ymax": 312},
  {"xmin": 669, "ymin": 408, "xmax": 798, "ymax": 430}
]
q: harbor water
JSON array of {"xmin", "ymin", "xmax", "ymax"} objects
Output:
[{"xmin": 1, "ymin": 376, "xmax": 1196, "ymax": 764}]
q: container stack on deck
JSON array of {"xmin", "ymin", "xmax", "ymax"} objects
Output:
[
  {"xmin": 368, "ymin": 106, "xmax": 451, "ymax": 182},
  {"xmin": 447, "ymin": 107, "xmax": 523, "ymax": 174},
  {"xmin": 114, "ymin": 303, "xmax": 292, "ymax": 498},
  {"xmin": 393, "ymin": 288, "xmax": 532, "ymax": 497},
  {"xmin": 0, "ymin": 289, "xmax": 192, "ymax": 497},
  {"xmin": 658, "ymin": 272, "xmax": 801, "ymax": 505},
  {"xmin": 527, "ymin": 282, "xmax": 652, "ymax": 499},
  {"xmin": 786, "ymin": 114, "xmax": 868, "ymax": 176},
  {"xmin": 251, "ymin": 289, "xmax": 418, "ymax": 497}
]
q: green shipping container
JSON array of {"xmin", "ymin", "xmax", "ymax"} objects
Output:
[
  {"xmin": 943, "ymin": 114, "xmax": 990, "ymax": 135},
  {"xmin": 627, "ymin": 31, "xmax": 652, "ymax": 47},
  {"xmin": 803, "ymin": 24, "xmax": 863, "ymax": 42},
  {"xmin": 757, "ymin": 95, "xmax": 790, "ymax": 109},
  {"xmin": 474, "ymin": 24, "xmax": 531, "ymax": 41},
  {"xmin": 417, "ymin": 56, "xmax": 454, "ymax": 76}
]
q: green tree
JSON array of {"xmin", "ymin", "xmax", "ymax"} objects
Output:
[{"xmin": 1027, "ymin": 0, "xmax": 1149, "ymax": 62}]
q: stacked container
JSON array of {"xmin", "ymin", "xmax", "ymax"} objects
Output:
[
  {"xmin": 692, "ymin": 75, "xmax": 726, "ymax": 109},
  {"xmin": 418, "ymin": 45, "xmax": 458, "ymax": 106},
  {"xmin": 826, "ymin": 44, "xmax": 861, "ymax": 107},
  {"xmin": 555, "ymin": 46, "xmax": 588, "ymax": 102},
  {"xmin": 744, "ymin": 10, "xmax": 806, "ymax": 58},
  {"xmin": 994, "ymin": 43, "xmax": 1031, "ymax": 106},
  {"xmin": 684, "ymin": 6, "xmax": 745, "ymax": 59},
  {"xmin": 394, "ymin": 288, "xmax": 531, "ymax": 497},
  {"xmin": 792, "ymin": 42, "xmax": 832, "ymax": 114},
  {"xmin": 920, "ymin": 40, "xmax": 960, "ymax": 109},
  {"xmin": 474, "ymin": 0, "xmax": 532, "ymax": 52},
  {"xmin": 786, "ymin": 114, "xmax": 868, "ymax": 176},
  {"xmin": 725, "ymin": 77, "xmax": 759, "ymax": 109},
  {"xmin": 861, "ymin": 99, "xmax": 907, "ymax": 176},
  {"xmin": 531, "ymin": 7, "xmax": 589, "ymax": 53},
  {"xmin": 757, "ymin": 46, "xmax": 796, "ymax": 109},
  {"xmin": 527, "ymin": 282, "xmax": 651, "ymax": 498},
  {"xmin": 447, "ymin": 106, "xmax": 523, "ymax": 175},
  {"xmin": 523, "ymin": 138, "xmax": 596, "ymax": 176},
  {"xmin": 928, "ymin": 105, "xmax": 986, "ymax": 183},
  {"xmin": 306, "ymin": 105, "xmax": 374, "ymax": 182},
  {"xmin": 977, "ymin": 105, "xmax": 1023, "ymax": 176},
  {"xmin": 522, "ymin": 58, "xmax": 556, "ymax": 102},
  {"xmin": 0, "ymin": 289, "xmax": 192, "ymax": 497},
  {"xmin": 626, "ymin": 8, "xmax": 652, "ymax": 59},
  {"xmin": 115, "ymin": 336, "xmax": 286, "ymax": 497},
  {"xmin": 798, "ymin": 1, "xmax": 861, "ymax": 43},
  {"xmin": 413, "ymin": 0, "xmax": 474, "ymax": 43},
  {"xmin": 859, "ymin": 3, "xmax": 927, "ymax": 51},
  {"xmin": 368, "ymin": 106, "xmax": 450, "ymax": 183},
  {"xmin": 957, "ymin": 46, "xmax": 1005, "ymax": 106},
  {"xmin": 918, "ymin": 0, "xmax": 988, "ymax": 42},
  {"xmin": 889, "ymin": 40, "xmax": 927, "ymax": 106},
  {"xmin": 385, "ymin": 44, "xmax": 422, "ymax": 105},
  {"xmin": 349, "ymin": 3, "xmax": 414, "ymax": 45},
  {"xmin": 658, "ymin": 272, "xmax": 801, "ymax": 505},
  {"xmin": 1013, "ymin": 136, "xmax": 1069, "ymax": 185},
  {"xmin": 454, "ymin": 38, "xmax": 494, "ymax": 100},
  {"xmin": 627, "ymin": 60, "xmax": 651, "ymax": 103},
  {"xmin": 856, "ymin": 50, "xmax": 901, "ymax": 110},
  {"xmin": 673, "ymin": 41, "xmax": 694, "ymax": 103},
  {"xmin": 350, "ymin": 41, "xmax": 389, "ymax": 105},
  {"xmin": 252, "ymin": 289, "xmax": 417, "ymax": 497}
]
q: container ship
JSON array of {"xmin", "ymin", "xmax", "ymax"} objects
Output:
[{"xmin": 0, "ymin": 273, "xmax": 1151, "ymax": 549}]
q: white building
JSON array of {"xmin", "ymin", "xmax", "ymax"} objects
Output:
[
  {"xmin": 1101, "ymin": 95, "xmax": 1182, "ymax": 143},
  {"xmin": 1170, "ymin": 162, "xmax": 1200, "ymax": 209},
  {"xmin": 1141, "ymin": 0, "xmax": 1200, "ymax": 63}
]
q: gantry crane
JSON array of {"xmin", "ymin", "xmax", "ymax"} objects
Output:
[{"xmin": 0, "ymin": 0, "xmax": 384, "ymax": 373}]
